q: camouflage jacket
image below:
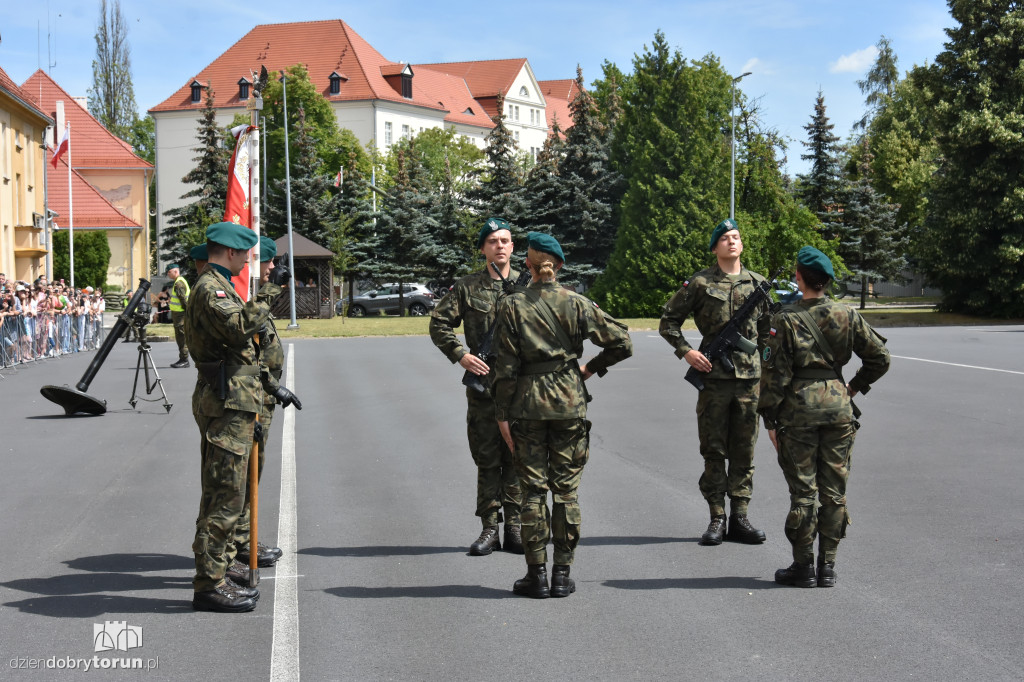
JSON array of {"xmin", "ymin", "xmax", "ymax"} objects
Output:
[
  {"xmin": 492, "ymin": 281, "xmax": 633, "ymax": 421},
  {"xmin": 758, "ymin": 297, "xmax": 890, "ymax": 428},
  {"xmin": 429, "ymin": 266, "xmax": 522, "ymax": 369},
  {"xmin": 184, "ymin": 265, "xmax": 277, "ymax": 416},
  {"xmin": 255, "ymin": 286, "xmax": 284, "ymax": 407},
  {"xmin": 659, "ymin": 264, "xmax": 771, "ymax": 380}
]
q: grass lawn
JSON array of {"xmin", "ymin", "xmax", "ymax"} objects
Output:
[{"xmin": 143, "ymin": 303, "xmax": 1021, "ymax": 339}]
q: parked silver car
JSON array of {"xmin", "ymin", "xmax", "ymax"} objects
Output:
[{"xmin": 338, "ymin": 283, "xmax": 437, "ymax": 317}]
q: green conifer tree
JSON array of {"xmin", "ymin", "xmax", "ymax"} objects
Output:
[
  {"xmin": 796, "ymin": 91, "xmax": 843, "ymax": 219},
  {"xmin": 466, "ymin": 94, "xmax": 530, "ymax": 230}
]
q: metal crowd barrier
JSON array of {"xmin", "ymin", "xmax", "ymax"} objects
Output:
[{"xmin": 0, "ymin": 311, "xmax": 107, "ymax": 373}]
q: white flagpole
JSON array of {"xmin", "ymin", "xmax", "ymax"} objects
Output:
[
  {"xmin": 248, "ymin": 74, "xmax": 263, "ymax": 302},
  {"xmin": 67, "ymin": 123, "xmax": 74, "ymax": 291}
]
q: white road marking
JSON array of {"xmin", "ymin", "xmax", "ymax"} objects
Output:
[
  {"xmin": 271, "ymin": 343, "xmax": 299, "ymax": 682},
  {"xmin": 892, "ymin": 355, "xmax": 1024, "ymax": 376}
]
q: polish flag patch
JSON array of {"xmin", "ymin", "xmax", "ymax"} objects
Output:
[
  {"xmin": 216, "ymin": 290, "xmax": 227, "ymax": 298},
  {"xmin": 770, "ymin": 328, "xmax": 777, "ymax": 336}
]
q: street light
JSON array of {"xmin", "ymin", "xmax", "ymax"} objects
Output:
[{"xmin": 730, "ymin": 71, "xmax": 752, "ymax": 220}]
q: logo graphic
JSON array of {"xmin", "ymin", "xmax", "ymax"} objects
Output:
[{"xmin": 93, "ymin": 621, "xmax": 143, "ymax": 652}]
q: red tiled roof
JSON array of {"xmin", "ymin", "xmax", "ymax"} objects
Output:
[
  {"xmin": 47, "ymin": 156, "xmax": 142, "ymax": 229},
  {"xmin": 415, "ymin": 59, "xmax": 528, "ymax": 98},
  {"xmin": 21, "ymin": 70, "xmax": 152, "ymax": 170},
  {"xmin": 539, "ymin": 79, "xmax": 579, "ymax": 135},
  {"xmin": 149, "ymin": 19, "xmax": 491, "ymax": 129},
  {"xmin": 0, "ymin": 66, "xmax": 50, "ymax": 122}
]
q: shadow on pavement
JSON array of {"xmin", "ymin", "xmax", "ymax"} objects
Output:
[
  {"xmin": 602, "ymin": 576, "xmax": 775, "ymax": 591},
  {"xmin": 2, "ymin": 572, "xmax": 190, "ymax": 596},
  {"xmin": 325, "ymin": 585, "xmax": 513, "ymax": 599},
  {"xmin": 300, "ymin": 545, "xmax": 464, "ymax": 557},
  {"xmin": 581, "ymin": 535, "xmax": 696, "ymax": 546},
  {"xmin": 3, "ymin": 594, "xmax": 192, "ymax": 618},
  {"xmin": 65, "ymin": 553, "xmax": 193, "ymax": 573}
]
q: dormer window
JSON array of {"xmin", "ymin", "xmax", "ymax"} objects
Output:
[
  {"xmin": 329, "ymin": 72, "xmax": 344, "ymax": 95},
  {"xmin": 238, "ymin": 78, "xmax": 250, "ymax": 100},
  {"xmin": 190, "ymin": 80, "xmax": 203, "ymax": 103},
  {"xmin": 381, "ymin": 64, "xmax": 414, "ymax": 99},
  {"xmin": 401, "ymin": 73, "xmax": 412, "ymax": 98},
  {"xmin": 463, "ymin": 107, "xmax": 474, "ymax": 115}
]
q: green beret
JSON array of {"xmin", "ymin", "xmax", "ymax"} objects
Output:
[
  {"xmin": 797, "ymin": 246, "xmax": 835, "ymax": 279},
  {"xmin": 206, "ymin": 221, "xmax": 258, "ymax": 250},
  {"xmin": 476, "ymin": 217, "xmax": 511, "ymax": 248},
  {"xmin": 527, "ymin": 232, "xmax": 565, "ymax": 263},
  {"xmin": 166, "ymin": 263, "xmax": 180, "ymax": 273},
  {"xmin": 709, "ymin": 218, "xmax": 739, "ymax": 252},
  {"xmin": 259, "ymin": 237, "xmax": 277, "ymax": 263},
  {"xmin": 189, "ymin": 244, "xmax": 208, "ymax": 261}
]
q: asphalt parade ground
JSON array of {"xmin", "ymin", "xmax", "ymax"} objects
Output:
[{"xmin": 0, "ymin": 324, "xmax": 1022, "ymax": 681}]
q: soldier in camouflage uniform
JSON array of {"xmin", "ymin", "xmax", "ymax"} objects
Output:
[
  {"xmin": 186, "ymin": 221, "xmax": 275, "ymax": 613},
  {"xmin": 659, "ymin": 219, "xmax": 771, "ymax": 546},
  {"xmin": 759, "ymin": 246, "xmax": 890, "ymax": 587},
  {"xmin": 430, "ymin": 218, "xmax": 524, "ymax": 556},
  {"xmin": 228, "ymin": 238, "xmax": 301, "ymax": 580},
  {"xmin": 493, "ymin": 233, "xmax": 633, "ymax": 598}
]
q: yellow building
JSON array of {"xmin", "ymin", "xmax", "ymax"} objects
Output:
[
  {"xmin": 22, "ymin": 69, "xmax": 153, "ymax": 290},
  {"xmin": 0, "ymin": 66, "xmax": 51, "ymax": 283}
]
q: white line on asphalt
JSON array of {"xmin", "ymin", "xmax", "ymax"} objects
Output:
[
  {"xmin": 892, "ymin": 355, "xmax": 1024, "ymax": 376},
  {"xmin": 271, "ymin": 343, "xmax": 299, "ymax": 682}
]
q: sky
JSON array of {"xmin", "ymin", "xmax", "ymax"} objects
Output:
[{"xmin": 2, "ymin": 0, "xmax": 953, "ymax": 176}]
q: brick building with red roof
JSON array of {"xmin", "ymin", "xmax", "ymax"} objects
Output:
[
  {"xmin": 150, "ymin": 19, "xmax": 575, "ymax": 261},
  {"xmin": 19, "ymin": 70, "xmax": 153, "ymax": 289}
]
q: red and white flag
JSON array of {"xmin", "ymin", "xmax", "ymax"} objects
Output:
[
  {"xmin": 334, "ymin": 168, "xmax": 342, "ymax": 188},
  {"xmin": 51, "ymin": 125, "xmax": 69, "ymax": 168},
  {"xmin": 224, "ymin": 124, "xmax": 256, "ymax": 300}
]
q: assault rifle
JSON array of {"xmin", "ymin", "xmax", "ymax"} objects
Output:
[
  {"xmin": 684, "ymin": 266, "xmax": 784, "ymax": 391},
  {"xmin": 462, "ymin": 262, "xmax": 531, "ymax": 394}
]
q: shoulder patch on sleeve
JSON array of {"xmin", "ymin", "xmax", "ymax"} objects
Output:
[
  {"xmin": 762, "ymin": 346, "xmax": 771, "ymax": 361},
  {"xmin": 215, "ymin": 290, "xmax": 227, "ymax": 298}
]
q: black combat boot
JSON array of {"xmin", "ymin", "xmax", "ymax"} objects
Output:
[
  {"xmin": 226, "ymin": 560, "xmax": 259, "ymax": 584},
  {"xmin": 192, "ymin": 582, "xmax": 258, "ymax": 613},
  {"xmin": 513, "ymin": 564, "xmax": 550, "ymax": 599},
  {"xmin": 775, "ymin": 561, "xmax": 817, "ymax": 588},
  {"xmin": 237, "ymin": 542, "xmax": 283, "ymax": 567},
  {"xmin": 700, "ymin": 515, "xmax": 727, "ymax": 545},
  {"xmin": 817, "ymin": 558, "xmax": 837, "ymax": 588},
  {"xmin": 550, "ymin": 564, "xmax": 576, "ymax": 598},
  {"xmin": 503, "ymin": 524, "xmax": 524, "ymax": 554},
  {"xmin": 726, "ymin": 514, "xmax": 766, "ymax": 544},
  {"xmin": 224, "ymin": 577, "xmax": 260, "ymax": 601},
  {"xmin": 170, "ymin": 358, "xmax": 190, "ymax": 368},
  {"xmin": 469, "ymin": 526, "xmax": 501, "ymax": 556}
]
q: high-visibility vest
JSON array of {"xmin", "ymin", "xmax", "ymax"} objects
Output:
[{"xmin": 169, "ymin": 276, "xmax": 190, "ymax": 312}]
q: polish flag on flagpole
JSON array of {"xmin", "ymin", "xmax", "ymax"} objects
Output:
[
  {"xmin": 51, "ymin": 125, "xmax": 69, "ymax": 168},
  {"xmin": 224, "ymin": 124, "xmax": 256, "ymax": 300},
  {"xmin": 334, "ymin": 168, "xmax": 342, "ymax": 187}
]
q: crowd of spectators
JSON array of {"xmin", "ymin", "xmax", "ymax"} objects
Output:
[{"xmin": 0, "ymin": 272, "xmax": 108, "ymax": 368}]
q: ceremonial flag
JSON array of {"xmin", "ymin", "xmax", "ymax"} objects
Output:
[
  {"xmin": 51, "ymin": 124, "xmax": 69, "ymax": 168},
  {"xmin": 334, "ymin": 168, "xmax": 342, "ymax": 188},
  {"xmin": 224, "ymin": 124, "xmax": 256, "ymax": 300}
]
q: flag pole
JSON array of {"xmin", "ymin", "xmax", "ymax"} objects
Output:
[
  {"xmin": 67, "ymin": 123, "xmax": 74, "ymax": 291},
  {"xmin": 246, "ymin": 69, "xmax": 264, "ymax": 589}
]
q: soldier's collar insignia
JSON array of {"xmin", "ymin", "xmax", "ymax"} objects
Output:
[{"xmin": 762, "ymin": 347, "xmax": 771, "ymax": 361}]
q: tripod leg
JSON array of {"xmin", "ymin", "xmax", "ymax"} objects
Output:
[
  {"xmin": 142, "ymin": 346, "xmax": 174, "ymax": 413},
  {"xmin": 129, "ymin": 344, "xmax": 146, "ymax": 408}
]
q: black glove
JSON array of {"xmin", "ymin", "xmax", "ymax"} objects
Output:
[
  {"xmin": 273, "ymin": 386, "xmax": 302, "ymax": 409},
  {"xmin": 268, "ymin": 264, "xmax": 291, "ymax": 287}
]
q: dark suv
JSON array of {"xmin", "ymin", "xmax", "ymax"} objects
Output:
[{"xmin": 338, "ymin": 283, "xmax": 437, "ymax": 317}]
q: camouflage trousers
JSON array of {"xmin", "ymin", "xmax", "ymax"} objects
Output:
[
  {"xmin": 231, "ymin": 407, "xmax": 274, "ymax": 554},
  {"xmin": 171, "ymin": 311, "xmax": 188, "ymax": 361},
  {"xmin": 777, "ymin": 423, "xmax": 856, "ymax": 564},
  {"xmin": 192, "ymin": 408, "xmax": 255, "ymax": 592},
  {"xmin": 467, "ymin": 391, "xmax": 521, "ymax": 527},
  {"xmin": 695, "ymin": 378, "xmax": 760, "ymax": 516},
  {"xmin": 511, "ymin": 418, "xmax": 589, "ymax": 566}
]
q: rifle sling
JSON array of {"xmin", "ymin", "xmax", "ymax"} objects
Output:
[
  {"xmin": 789, "ymin": 307, "xmax": 861, "ymax": 418},
  {"xmin": 520, "ymin": 288, "xmax": 592, "ymax": 402}
]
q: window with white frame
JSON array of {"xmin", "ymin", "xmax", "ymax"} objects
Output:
[
  {"xmin": 514, "ymin": 105, "xmax": 520, "ymax": 121},
  {"xmin": 514, "ymin": 130, "xmax": 520, "ymax": 143},
  {"xmin": 402, "ymin": 124, "xmax": 411, "ymax": 139},
  {"xmin": 384, "ymin": 121, "xmax": 393, "ymax": 146}
]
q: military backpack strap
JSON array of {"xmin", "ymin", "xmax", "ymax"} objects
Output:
[
  {"xmin": 788, "ymin": 306, "xmax": 861, "ymax": 419},
  {"xmin": 520, "ymin": 288, "xmax": 593, "ymax": 403}
]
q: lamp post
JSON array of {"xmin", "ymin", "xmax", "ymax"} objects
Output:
[
  {"xmin": 730, "ymin": 71, "xmax": 752, "ymax": 220},
  {"xmin": 280, "ymin": 72, "xmax": 299, "ymax": 329}
]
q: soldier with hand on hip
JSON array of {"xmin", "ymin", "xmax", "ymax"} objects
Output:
[{"xmin": 759, "ymin": 246, "xmax": 890, "ymax": 588}]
